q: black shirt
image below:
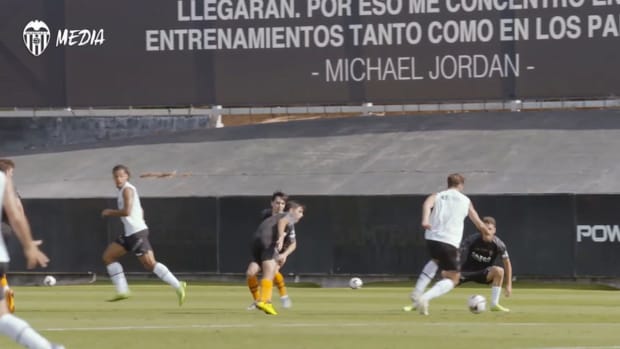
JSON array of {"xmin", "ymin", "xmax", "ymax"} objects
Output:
[
  {"xmin": 460, "ymin": 234, "xmax": 508, "ymax": 271},
  {"xmin": 256, "ymin": 210, "xmax": 296, "ymax": 250}
]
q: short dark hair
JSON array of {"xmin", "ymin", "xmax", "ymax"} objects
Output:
[
  {"xmin": 112, "ymin": 164, "xmax": 130, "ymax": 177},
  {"xmin": 483, "ymin": 216, "xmax": 496, "ymax": 226},
  {"xmin": 0, "ymin": 159, "xmax": 15, "ymax": 173},
  {"xmin": 286, "ymin": 200, "xmax": 305, "ymax": 211},
  {"xmin": 447, "ymin": 173, "xmax": 465, "ymax": 187},
  {"xmin": 271, "ymin": 191, "xmax": 288, "ymax": 202}
]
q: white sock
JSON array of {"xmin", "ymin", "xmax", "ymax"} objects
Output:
[
  {"xmin": 153, "ymin": 263, "xmax": 181, "ymax": 289},
  {"xmin": 0, "ymin": 313, "xmax": 51, "ymax": 349},
  {"xmin": 491, "ymin": 286, "xmax": 502, "ymax": 306},
  {"xmin": 106, "ymin": 262, "xmax": 129, "ymax": 294},
  {"xmin": 422, "ymin": 278, "xmax": 455, "ymax": 302},
  {"xmin": 414, "ymin": 260, "xmax": 438, "ymax": 295}
]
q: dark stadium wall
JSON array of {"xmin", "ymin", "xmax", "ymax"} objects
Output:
[
  {"xmin": 0, "ymin": 115, "xmax": 215, "ymax": 154},
  {"xmin": 7, "ymin": 195, "xmax": 620, "ymax": 278}
]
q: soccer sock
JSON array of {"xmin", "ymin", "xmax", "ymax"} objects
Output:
[
  {"xmin": 259, "ymin": 278, "xmax": 273, "ymax": 303},
  {"xmin": 414, "ymin": 260, "xmax": 438, "ymax": 295},
  {"xmin": 274, "ymin": 272, "xmax": 288, "ymax": 297},
  {"xmin": 247, "ymin": 275, "xmax": 260, "ymax": 301},
  {"xmin": 0, "ymin": 313, "xmax": 52, "ymax": 349},
  {"xmin": 153, "ymin": 262, "xmax": 181, "ymax": 289},
  {"xmin": 106, "ymin": 262, "xmax": 129, "ymax": 295},
  {"xmin": 422, "ymin": 278, "xmax": 455, "ymax": 302},
  {"xmin": 0, "ymin": 275, "xmax": 8, "ymax": 289},
  {"xmin": 491, "ymin": 286, "xmax": 502, "ymax": 306}
]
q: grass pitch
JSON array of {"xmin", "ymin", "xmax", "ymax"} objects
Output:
[{"xmin": 0, "ymin": 282, "xmax": 618, "ymax": 349}]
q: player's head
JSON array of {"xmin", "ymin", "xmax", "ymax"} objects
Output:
[
  {"xmin": 481, "ymin": 216, "xmax": 496, "ymax": 241},
  {"xmin": 271, "ymin": 191, "xmax": 288, "ymax": 214},
  {"xmin": 286, "ymin": 200, "xmax": 305, "ymax": 222},
  {"xmin": 447, "ymin": 173, "xmax": 465, "ymax": 191},
  {"xmin": 0, "ymin": 159, "xmax": 16, "ymax": 177},
  {"xmin": 112, "ymin": 164, "xmax": 130, "ymax": 188}
]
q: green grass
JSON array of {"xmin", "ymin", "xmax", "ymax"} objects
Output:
[{"xmin": 0, "ymin": 282, "xmax": 619, "ymax": 349}]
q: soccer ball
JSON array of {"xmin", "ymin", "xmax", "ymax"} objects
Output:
[
  {"xmin": 468, "ymin": 294, "xmax": 486, "ymax": 314},
  {"xmin": 43, "ymin": 275, "xmax": 56, "ymax": 286},
  {"xmin": 349, "ymin": 277, "xmax": 363, "ymax": 289}
]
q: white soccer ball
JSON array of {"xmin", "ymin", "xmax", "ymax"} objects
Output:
[
  {"xmin": 43, "ymin": 275, "xmax": 56, "ymax": 286},
  {"xmin": 468, "ymin": 294, "xmax": 486, "ymax": 314},
  {"xmin": 349, "ymin": 277, "xmax": 363, "ymax": 289}
]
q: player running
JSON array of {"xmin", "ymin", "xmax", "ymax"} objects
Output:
[
  {"xmin": 101, "ymin": 165, "xmax": 187, "ymax": 305},
  {"xmin": 405, "ymin": 173, "xmax": 489, "ymax": 315}
]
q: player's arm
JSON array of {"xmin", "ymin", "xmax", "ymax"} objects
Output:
[
  {"xmin": 11, "ymin": 195, "xmax": 42, "ymax": 246},
  {"xmin": 14, "ymin": 191, "xmax": 25, "ymax": 217},
  {"xmin": 467, "ymin": 203, "xmax": 489, "ymax": 234},
  {"xmin": 502, "ymin": 256, "xmax": 513, "ymax": 297},
  {"xmin": 102, "ymin": 187, "xmax": 133, "ymax": 217},
  {"xmin": 275, "ymin": 217, "xmax": 289, "ymax": 250},
  {"xmin": 280, "ymin": 240, "xmax": 296, "ymax": 258},
  {"xmin": 3, "ymin": 175, "xmax": 49, "ymax": 269},
  {"xmin": 421, "ymin": 193, "xmax": 436, "ymax": 229},
  {"xmin": 278, "ymin": 240, "xmax": 296, "ymax": 266}
]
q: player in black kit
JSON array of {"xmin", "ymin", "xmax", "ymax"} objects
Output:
[
  {"xmin": 252, "ymin": 201, "xmax": 304, "ymax": 315},
  {"xmin": 246, "ymin": 192, "xmax": 294, "ymax": 310},
  {"xmin": 459, "ymin": 216, "xmax": 512, "ymax": 312}
]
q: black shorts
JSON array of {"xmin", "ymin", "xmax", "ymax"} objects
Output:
[
  {"xmin": 427, "ymin": 240, "xmax": 460, "ymax": 272},
  {"xmin": 0, "ymin": 262, "xmax": 7, "ymax": 300},
  {"xmin": 115, "ymin": 230, "xmax": 152, "ymax": 256},
  {"xmin": 459, "ymin": 267, "xmax": 492, "ymax": 285},
  {"xmin": 251, "ymin": 238, "xmax": 278, "ymax": 264}
]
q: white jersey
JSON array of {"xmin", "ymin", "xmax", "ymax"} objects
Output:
[
  {"xmin": 117, "ymin": 182, "xmax": 148, "ymax": 236},
  {"xmin": 424, "ymin": 188, "xmax": 471, "ymax": 248},
  {"xmin": 0, "ymin": 173, "xmax": 11, "ymax": 262}
]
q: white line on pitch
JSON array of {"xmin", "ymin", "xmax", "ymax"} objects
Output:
[
  {"xmin": 42, "ymin": 323, "xmax": 395, "ymax": 332},
  {"xmin": 43, "ymin": 324, "xmax": 255, "ymax": 332},
  {"xmin": 41, "ymin": 322, "xmax": 617, "ymax": 332}
]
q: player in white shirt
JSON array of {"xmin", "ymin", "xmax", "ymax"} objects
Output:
[
  {"xmin": 0, "ymin": 159, "xmax": 45, "ymax": 314},
  {"xmin": 404, "ymin": 173, "xmax": 489, "ymax": 315},
  {"xmin": 101, "ymin": 165, "xmax": 187, "ymax": 305},
  {"xmin": 0, "ymin": 159, "xmax": 20, "ymax": 313},
  {"xmin": 0, "ymin": 170, "xmax": 65, "ymax": 349}
]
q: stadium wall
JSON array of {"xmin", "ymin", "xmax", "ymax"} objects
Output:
[
  {"xmin": 5, "ymin": 195, "xmax": 620, "ymax": 278},
  {"xmin": 0, "ymin": 115, "xmax": 215, "ymax": 154}
]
